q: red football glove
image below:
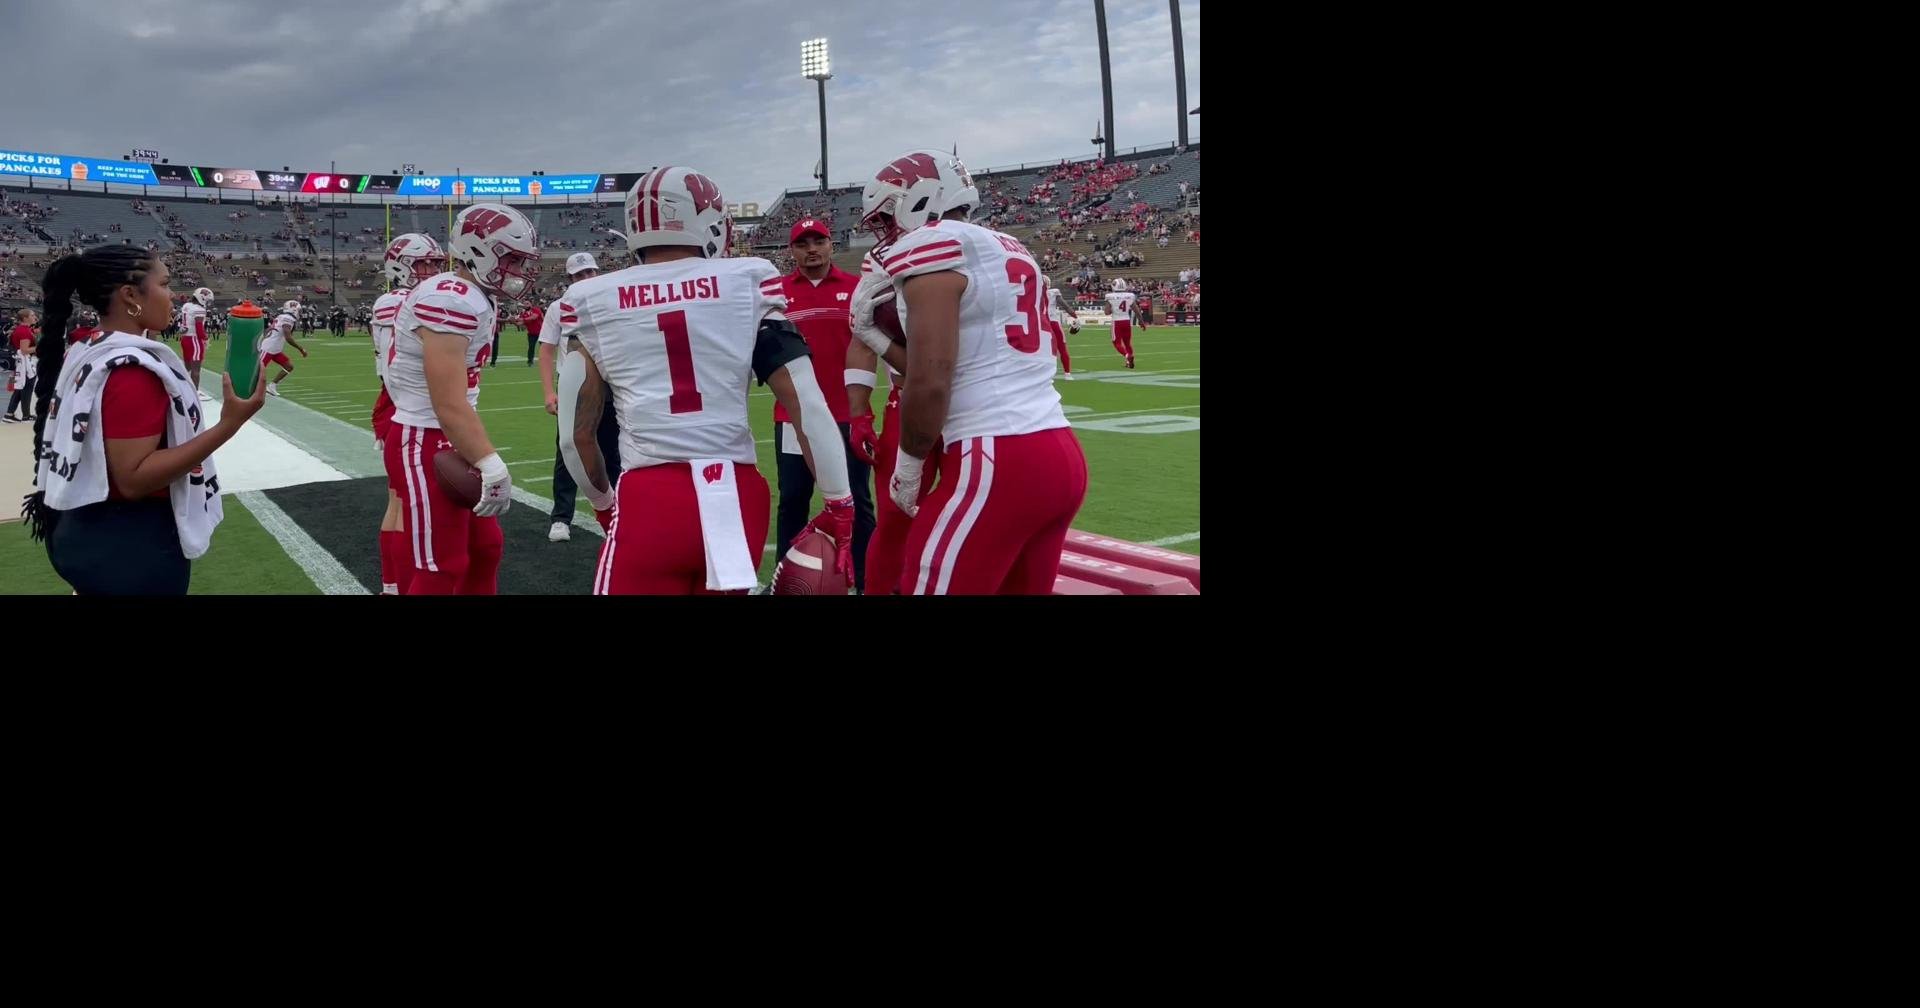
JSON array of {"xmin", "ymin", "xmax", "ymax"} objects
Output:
[
  {"xmin": 849, "ymin": 414, "xmax": 878, "ymax": 466},
  {"xmin": 594, "ymin": 505, "xmax": 615, "ymax": 534},
  {"xmin": 795, "ymin": 495, "xmax": 855, "ymax": 579}
]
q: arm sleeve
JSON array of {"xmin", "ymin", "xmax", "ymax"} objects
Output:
[{"xmin": 781, "ymin": 362, "xmax": 850, "ymax": 501}]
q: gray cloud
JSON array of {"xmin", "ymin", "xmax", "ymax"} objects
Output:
[{"xmin": 3, "ymin": 0, "xmax": 1197, "ymax": 207}]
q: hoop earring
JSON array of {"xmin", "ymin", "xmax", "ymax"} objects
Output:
[{"xmin": 128, "ymin": 305, "xmax": 142, "ymax": 317}]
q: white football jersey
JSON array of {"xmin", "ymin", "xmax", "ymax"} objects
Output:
[
  {"xmin": 370, "ymin": 289, "xmax": 407, "ymax": 381},
  {"xmin": 177, "ymin": 303, "xmax": 205, "ymax": 341},
  {"xmin": 386, "ymin": 272, "xmax": 497, "ymax": 429},
  {"xmin": 539, "ymin": 298, "xmax": 565, "ymax": 347},
  {"xmin": 1046, "ymin": 288, "xmax": 1065, "ymax": 324},
  {"xmin": 876, "ymin": 220, "xmax": 1068, "ymax": 443},
  {"xmin": 562, "ymin": 256, "xmax": 789, "ymax": 469},
  {"xmin": 262, "ymin": 312, "xmax": 295, "ymax": 353}
]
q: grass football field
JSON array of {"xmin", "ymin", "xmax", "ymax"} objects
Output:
[{"xmin": 0, "ymin": 323, "xmax": 1198, "ymax": 594}]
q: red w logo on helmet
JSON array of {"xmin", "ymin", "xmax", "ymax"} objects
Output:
[
  {"xmin": 459, "ymin": 208, "xmax": 514, "ymax": 238},
  {"xmin": 684, "ymin": 173, "xmax": 723, "ymax": 214},
  {"xmin": 877, "ymin": 153, "xmax": 940, "ymax": 188},
  {"xmin": 703, "ymin": 463, "xmax": 724, "ymax": 484}
]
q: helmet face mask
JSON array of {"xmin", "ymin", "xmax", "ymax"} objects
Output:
[
  {"xmin": 449, "ymin": 204, "xmax": 539, "ymax": 297},
  {"xmin": 860, "ymin": 149, "xmax": 976, "ymax": 252},
  {"xmin": 384, "ymin": 233, "xmax": 447, "ymax": 288}
]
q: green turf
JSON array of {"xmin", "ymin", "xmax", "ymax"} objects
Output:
[
  {"xmin": 0, "ymin": 493, "xmax": 322, "ymax": 595},
  {"xmin": 3, "ymin": 323, "xmax": 1198, "ymax": 593}
]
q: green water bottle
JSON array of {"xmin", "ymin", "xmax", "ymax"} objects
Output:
[{"xmin": 225, "ymin": 300, "xmax": 265, "ymax": 398}]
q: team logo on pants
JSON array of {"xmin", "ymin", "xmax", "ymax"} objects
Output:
[{"xmin": 703, "ymin": 463, "xmax": 724, "ymax": 484}]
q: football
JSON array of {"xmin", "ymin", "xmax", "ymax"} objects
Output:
[
  {"xmin": 434, "ymin": 451, "xmax": 483, "ymax": 509},
  {"xmin": 872, "ymin": 296, "xmax": 906, "ymax": 344},
  {"xmin": 770, "ymin": 530, "xmax": 849, "ymax": 595}
]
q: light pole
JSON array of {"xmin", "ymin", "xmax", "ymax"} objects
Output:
[
  {"xmin": 803, "ymin": 38, "xmax": 832, "ymax": 194},
  {"xmin": 328, "ymin": 159, "xmax": 336, "ymax": 310}
]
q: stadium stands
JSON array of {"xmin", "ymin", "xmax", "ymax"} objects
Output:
[{"xmin": 3, "ymin": 142, "xmax": 1196, "ymax": 318}]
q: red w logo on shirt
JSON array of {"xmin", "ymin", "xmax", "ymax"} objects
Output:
[
  {"xmin": 703, "ymin": 463, "xmax": 724, "ymax": 484},
  {"xmin": 684, "ymin": 173, "xmax": 723, "ymax": 214},
  {"xmin": 459, "ymin": 208, "xmax": 514, "ymax": 239},
  {"xmin": 876, "ymin": 153, "xmax": 940, "ymax": 188}
]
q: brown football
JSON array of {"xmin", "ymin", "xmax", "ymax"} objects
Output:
[
  {"xmin": 872, "ymin": 296, "xmax": 906, "ymax": 344},
  {"xmin": 434, "ymin": 452, "xmax": 483, "ymax": 508},
  {"xmin": 771, "ymin": 530, "xmax": 850, "ymax": 596}
]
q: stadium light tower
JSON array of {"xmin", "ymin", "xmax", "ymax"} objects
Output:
[
  {"xmin": 1170, "ymin": 0, "xmax": 1190, "ymax": 148},
  {"xmin": 1094, "ymin": 1, "xmax": 1116, "ymax": 161},
  {"xmin": 802, "ymin": 38, "xmax": 832, "ymax": 193}
]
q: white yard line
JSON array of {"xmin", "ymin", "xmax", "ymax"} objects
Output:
[{"xmin": 235, "ymin": 490, "xmax": 371, "ymax": 595}]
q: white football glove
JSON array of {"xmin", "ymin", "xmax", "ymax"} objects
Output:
[
  {"xmin": 473, "ymin": 451, "xmax": 513, "ymax": 518},
  {"xmin": 890, "ymin": 450, "xmax": 925, "ymax": 518},
  {"xmin": 849, "ymin": 271, "xmax": 898, "ymax": 357}
]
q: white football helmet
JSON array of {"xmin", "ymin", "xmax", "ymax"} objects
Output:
[
  {"xmin": 859, "ymin": 149, "xmax": 978, "ymax": 248},
  {"xmin": 193, "ymin": 287, "xmax": 214, "ymax": 307},
  {"xmin": 449, "ymin": 204, "xmax": 540, "ymax": 297},
  {"xmin": 383, "ymin": 232, "xmax": 446, "ymax": 288},
  {"xmin": 283, "ymin": 300, "xmax": 302, "ymax": 316},
  {"xmin": 625, "ymin": 166, "xmax": 731, "ymax": 259}
]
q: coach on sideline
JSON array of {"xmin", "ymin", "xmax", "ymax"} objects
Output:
[
  {"xmin": 771, "ymin": 219, "xmax": 874, "ymax": 590},
  {"xmin": 537, "ymin": 252, "xmax": 619, "ymax": 542}
]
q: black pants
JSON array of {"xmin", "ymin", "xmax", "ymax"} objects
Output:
[
  {"xmin": 527, "ymin": 333, "xmax": 539, "ymax": 366},
  {"xmin": 774, "ymin": 421, "xmax": 875, "ymax": 591},
  {"xmin": 6, "ymin": 376, "xmax": 34, "ymax": 417},
  {"xmin": 490, "ymin": 330, "xmax": 501, "ymax": 367},
  {"xmin": 549, "ymin": 397, "xmax": 621, "ymax": 525},
  {"xmin": 49, "ymin": 497, "xmax": 191, "ymax": 595}
]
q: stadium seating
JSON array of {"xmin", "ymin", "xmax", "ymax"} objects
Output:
[{"xmin": 3, "ymin": 143, "xmax": 1196, "ymax": 321}]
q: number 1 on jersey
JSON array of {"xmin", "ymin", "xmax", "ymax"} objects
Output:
[{"xmin": 659, "ymin": 310, "xmax": 703, "ymax": 414}]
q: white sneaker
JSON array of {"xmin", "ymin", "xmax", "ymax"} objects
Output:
[
  {"xmin": 197, "ymin": 390, "xmax": 213, "ymax": 401},
  {"xmin": 1063, "ymin": 372, "xmax": 1074, "ymax": 381},
  {"xmin": 266, "ymin": 383, "xmax": 280, "ymax": 397},
  {"xmin": 549, "ymin": 522, "xmax": 571, "ymax": 542}
]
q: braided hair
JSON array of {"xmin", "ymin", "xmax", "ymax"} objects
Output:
[{"xmin": 21, "ymin": 245, "xmax": 159, "ymax": 541}]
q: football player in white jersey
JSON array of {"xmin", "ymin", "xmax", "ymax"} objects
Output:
[
  {"xmin": 368, "ymin": 232, "xmax": 445, "ymax": 595},
  {"xmin": 1040, "ymin": 276, "xmax": 1073, "ymax": 380},
  {"xmin": 261, "ymin": 299, "xmax": 310, "ymax": 396},
  {"xmin": 562, "ymin": 166, "xmax": 854, "ymax": 595},
  {"xmin": 857, "ymin": 148, "xmax": 1088, "ymax": 594},
  {"xmin": 178, "ymin": 288, "xmax": 214, "ymax": 401},
  {"xmin": 1104, "ymin": 279, "xmax": 1136, "ymax": 368},
  {"xmin": 381, "ymin": 204, "xmax": 536, "ymax": 595}
]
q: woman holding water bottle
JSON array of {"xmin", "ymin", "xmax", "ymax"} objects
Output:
[{"xmin": 23, "ymin": 245, "xmax": 267, "ymax": 595}]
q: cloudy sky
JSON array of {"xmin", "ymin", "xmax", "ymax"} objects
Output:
[{"xmin": 4, "ymin": 0, "xmax": 1198, "ymax": 209}]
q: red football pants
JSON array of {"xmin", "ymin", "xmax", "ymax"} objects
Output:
[
  {"xmin": 867, "ymin": 388, "xmax": 946, "ymax": 596},
  {"xmin": 385, "ymin": 423, "xmax": 502, "ymax": 595},
  {"xmin": 901, "ymin": 427, "xmax": 1086, "ymax": 595},
  {"xmin": 595, "ymin": 462, "xmax": 771, "ymax": 595}
]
